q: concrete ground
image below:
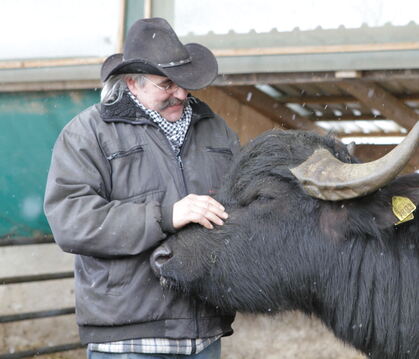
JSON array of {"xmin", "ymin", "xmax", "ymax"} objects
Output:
[{"xmin": 222, "ymin": 312, "xmax": 366, "ymax": 359}]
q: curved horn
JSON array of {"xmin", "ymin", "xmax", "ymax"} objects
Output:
[{"xmin": 290, "ymin": 121, "xmax": 419, "ymax": 201}]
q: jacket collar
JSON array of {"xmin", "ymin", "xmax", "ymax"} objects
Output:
[{"xmin": 100, "ymin": 91, "xmax": 214, "ymax": 125}]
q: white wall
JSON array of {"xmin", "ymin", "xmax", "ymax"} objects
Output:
[
  {"xmin": 173, "ymin": 0, "xmax": 419, "ymax": 35},
  {"xmin": 0, "ymin": 0, "xmax": 121, "ymax": 60}
]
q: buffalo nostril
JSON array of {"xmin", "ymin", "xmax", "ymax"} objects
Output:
[{"xmin": 150, "ymin": 243, "xmax": 173, "ymax": 276}]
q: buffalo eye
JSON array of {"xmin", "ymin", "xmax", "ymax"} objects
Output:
[
  {"xmin": 256, "ymin": 193, "xmax": 275, "ymax": 201},
  {"xmin": 239, "ymin": 193, "xmax": 274, "ymax": 207}
]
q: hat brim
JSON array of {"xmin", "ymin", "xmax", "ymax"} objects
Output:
[
  {"xmin": 160, "ymin": 43, "xmax": 218, "ymax": 90},
  {"xmin": 101, "ymin": 43, "xmax": 218, "ymax": 90},
  {"xmin": 100, "ymin": 54, "xmax": 164, "ymax": 82}
]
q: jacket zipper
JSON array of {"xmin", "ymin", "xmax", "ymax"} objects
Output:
[
  {"xmin": 175, "ymin": 116, "xmax": 197, "ymax": 196},
  {"xmin": 195, "ymin": 300, "xmax": 200, "ymax": 339},
  {"xmin": 153, "ymin": 125, "xmax": 190, "ymax": 197},
  {"xmin": 135, "ymin": 113, "xmax": 204, "ymax": 198},
  {"xmin": 177, "ymin": 155, "xmax": 189, "ymax": 196},
  {"xmin": 155, "ymin": 124, "xmax": 200, "ymax": 338},
  {"xmin": 140, "ymin": 115, "xmax": 203, "ymax": 338},
  {"xmin": 178, "ymin": 121, "xmax": 201, "ymax": 339}
]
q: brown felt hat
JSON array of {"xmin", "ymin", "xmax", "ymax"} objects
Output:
[{"xmin": 100, "ymin": 17, "xmax": 218, "ymax": 90}]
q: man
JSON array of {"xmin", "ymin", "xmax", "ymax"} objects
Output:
[{"xmin": 44, "ymin": 18, "xmax": 240, "ymax": 359}]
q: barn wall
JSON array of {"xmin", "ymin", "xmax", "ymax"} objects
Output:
[
  {"xmin": 193, "ymin": 87, "xmax": 284, "ymax": 144},
  {"xmin": 355, "ymin": 144, "xmax": 419, "ymax": 174},
  {"xmin": 0, "ymin": 89, "xmax": 97, "ymax": 358},
  {"xmin": 0, "ymin": 90, "xmax": 100, "ymax": 238}
]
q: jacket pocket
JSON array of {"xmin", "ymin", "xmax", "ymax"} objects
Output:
[
  {"xmin": 106, "ymin": 145, "xmax": 144, "ymax": 160},
  {"xmin": 119, "ymin": 189, "xmax": 165, "ymax": 204},
  {"xmin": 106, "ymin": 190, "xmax": 165, "ymax": 296},
  {"xmin": 106, "ymin": 256, "xmax": 140, "ymax": 296},
  {"xmin": 77, "ymin": 255, "xmax": 133, "ymax": 297},
  {"xmin": 205, "ymin": 147, "xmax": 233, "ymax": 156},
  {"xmin": 107, "ymin": 143, "xmax": 165, "ymax": 201},
  {"xmin": 205, "ymin": 146, "xmax": 234, "ymax": 194}
]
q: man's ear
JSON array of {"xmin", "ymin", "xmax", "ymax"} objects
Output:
[{"xmin": 125, "ymin": 76, "xmax": 137, "ymax": 94}]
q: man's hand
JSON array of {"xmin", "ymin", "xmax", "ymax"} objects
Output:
[{"xmin": 172, "ymin": 194, "xmax": 228, "ymax": 230}]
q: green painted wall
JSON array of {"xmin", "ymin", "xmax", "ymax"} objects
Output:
[
  {"xmin": 0, "ymin": 0, "xmax": 144, "ymax": 238},
  {"xmin": 125, "ymin": 0, "xmax": 145, "ymax": 38},
  {"xmin": 0, "ymin": 90, "xmax": 100, "ymax": 238}
]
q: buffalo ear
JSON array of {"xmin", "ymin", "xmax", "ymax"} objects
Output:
[
  {"xmin": 350, "ymin": 196, "xmax": 397, "ymax": 231},
  {"xmin": 338, "ymin": 175, "xmax": 419, "ymax": 239},
  {"xmin": 319, "ymin": 175, "xmax": 419, "ymax": 242},
  {"xmin": 319, "ymin": 203, "xmax": 350, "ymax": 242},
  {"xmin": 319, "ymin": 197, "xmax": 397, "ymax": 243},
  {"xmin": 353, "ymin": 174, "xmax": 419, "ymax": 230}
]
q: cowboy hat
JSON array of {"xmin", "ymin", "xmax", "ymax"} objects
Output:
[{"xmin": 100, "ymin": 17, "xmax": 218, "ymax": 90}]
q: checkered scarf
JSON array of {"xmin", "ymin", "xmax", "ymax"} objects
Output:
[{"xmin": 127, "ymin": 90, "xmax": 192, "ymax": 155}]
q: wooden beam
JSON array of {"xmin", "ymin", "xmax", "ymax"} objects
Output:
[
  {"xmin": 0, "ymin": 80, "xmax": 101, "ymax": 92},
  {"xmin": 355, "ymin": 144, "xmax": 419, "ymax": 174},
  {"xmin": 363, "ymin": 69, "xmax": 419, "ymax": 81},
  {"xmin": 338, "ymin": 131, "xmax": 406, "ymax": 138},
  {"xmin": 144, "ymin": 0, "xmax": 152, "ymax": 17},
  {"xmin": 212, "ymin": 42, "xmax": 419, "ymax": 57},
  {"xmin": 0, "ymin": 57, "xmax": 105, "ymax": 69},
  {"xmin": 117, "ymin": 0, "xmax": 127, "ymax": 52},
  {"xmin": 279, "ymin": 94, "xmax": 419, "ymax": 105},
  {"xmin": 219, "ymin": 86, "xmax": 326, "ymax": 134},
  {"xmin": 279, "ymin": 95, "xmax": 354, "ymax": 104},
  {"xmin": 214, "ymin": 72, "xmax": 338, "ymax": 86},
  {"xmin": 316, "ymin": 115, "xmax": 386, "ymax": 121},
  {"xmin": 214, "ymin": 70, "xmax": 419, "ymax": 86},
  {"xmin": 337, "ymin": 81, "xmax": 419, "ymax": 130}
]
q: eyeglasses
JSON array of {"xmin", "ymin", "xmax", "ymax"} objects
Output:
[{"xmin": 143, "ymin": 76, "xmax": 181, "ymax": 93}]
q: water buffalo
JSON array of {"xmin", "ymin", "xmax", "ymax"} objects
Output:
[{"xmin": 151, "ymin": 123, "xmax": 419, "ymax": 359}]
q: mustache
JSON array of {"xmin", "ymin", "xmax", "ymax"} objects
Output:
[{"xmin": 158, "ymin": 97, "xmax": 190, "ymax": 111}]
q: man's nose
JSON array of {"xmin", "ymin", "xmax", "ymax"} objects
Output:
[{"xmin": 173, "ymin": 86, "xmax": 188, "ymax": 100}]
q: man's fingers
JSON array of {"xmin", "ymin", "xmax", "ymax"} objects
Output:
[
  {"xmin": 172, "ymin": 194, "xmax": 228, "ymax": 229},
  {"xmin": 197, "ymin": 218, "xmax": 214, "ymax": 230},
  {"xmin": 189, "ymin": 195, "xmax": 228, "ymax": 219},
  {"xmin": 192, "ymin": 202, "xmax": 228, "ymax": 221},
  {"xmin": 205, "ymin": 211, "xmax": 224, "ymax": 226},
  {"xmin": 191, "ymin": 207, "xmax": 224, "ymax": 226},
  {"xmin": 190, "ymin": 194, "xmax": 225, "ymax": 212}
]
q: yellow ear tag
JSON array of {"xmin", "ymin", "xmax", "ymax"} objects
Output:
[{"xmin": 392, "ymin": 196, "xmax": 416, "ymax": 225}]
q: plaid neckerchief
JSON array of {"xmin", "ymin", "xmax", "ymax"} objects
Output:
[
  {"xmin": 127, "ymin": 90, "xmax": 192, "ymax": 156},
  {"xmin": 88, "ymin": 336, "xmax": 221, "ymax": 355}
]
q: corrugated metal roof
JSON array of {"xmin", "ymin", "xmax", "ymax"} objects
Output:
[
  {"xmin": 218, "ymin": 70, "xmax": 419, "ymax": 144},
  {"xmin": 179, "ymin": 23, "xmax": 419, "ymax": 74},
  {"xmin": 171, "ymin": 0, "xmax": 419, "ymax": 35}
]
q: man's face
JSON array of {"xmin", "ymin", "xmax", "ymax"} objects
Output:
[{"xmin": 127, "ymin": 74, "xmax": 189, "ymax": 122}]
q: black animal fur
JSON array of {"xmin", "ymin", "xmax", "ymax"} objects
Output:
[{"xmin": 153, "ymin": 129, "xmax": 419, "ymax": 359}]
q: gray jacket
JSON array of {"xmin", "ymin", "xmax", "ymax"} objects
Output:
[{"xmin": 44, "ymin": 93, "xmax": 239, "ymax": 344}]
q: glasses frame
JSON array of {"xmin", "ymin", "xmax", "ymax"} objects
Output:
[{"xmin": 143, "ymin": 76, "xmax": 180, "ymax": 93}]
